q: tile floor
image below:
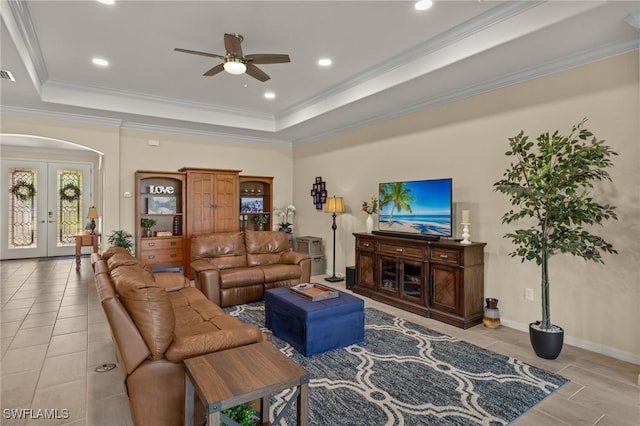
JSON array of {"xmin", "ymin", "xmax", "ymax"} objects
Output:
[{"xmin": 1, "ymin": 256, "xmax": 639, "ymax": 425}]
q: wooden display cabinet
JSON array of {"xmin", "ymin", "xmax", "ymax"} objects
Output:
[
  {"xmin": 353, "ymin": 232, "xmax": 486, "ymax": 328},
  {"xmin": 135, "ymin": 171, "xmax": 186, "ymax": 272},
  {"xmin": 179, "ymin": 167, "xmax": 241, "ymax": 278},
  {"xmin": 239, "ymin": 176, "xmax": 273, "ymax": 231}
]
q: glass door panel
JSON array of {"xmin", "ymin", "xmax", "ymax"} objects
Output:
[
  {"xmin": 379, "ymin": 257, "xmax": 398, "ymax": 294},
  {"xmin": 402, "ymin": 261, "xmax": 424, "ymax": 302},
  {"xmin": 1, "ymin": 159, "xmax": 93, "ymax": 259}
]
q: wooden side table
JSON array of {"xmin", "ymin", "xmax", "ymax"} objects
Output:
[
  {"xmin": 184, "ymin": 341, "xmax": 309, "ymax": 426},
  {"xmin": 74, "ymin": 231, "xmax": 100, "ymax": 272}
]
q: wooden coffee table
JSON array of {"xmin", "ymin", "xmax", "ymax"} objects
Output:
[{"xmin": 184, "ymin": 341, "xmax": 309, "ymax": 426}]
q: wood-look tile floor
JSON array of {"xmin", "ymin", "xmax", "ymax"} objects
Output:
[{"xmin": 1, "ymin": 256, "xmax": 638, "ymax": 425}]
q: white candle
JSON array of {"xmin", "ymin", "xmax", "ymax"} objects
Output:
[{"xmin": 462, "ymin": 210, "xmax": 470, "ymax": 223}]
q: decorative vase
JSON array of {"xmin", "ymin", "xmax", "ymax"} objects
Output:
[
  {"xmin": 144, "ymin": 228, "xmax": 152, "ymax": 238},
  {"xmin": 366, "ymin": 215, "xmax": 374, "ymax": 234},
  {"xmin": 258, "ymin": 223, "xmax": 264, "ymax": 231},
  {"xmin": 483, "ymin": 298, "xmax": 500, "ymax": 329}
]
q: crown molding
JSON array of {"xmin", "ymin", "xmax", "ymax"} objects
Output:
[
  {"xmin": 1, "ymin": 105, "xmax": 123, "ymax": 127},
  {"xmin": 1, "ymin": 105, "xmax": 292, "ymax": 146},
  {"xmin": 1, "ymin": 0, "xmax": 47, "ymax": 93},
  {"xmin": 276, "ymin": 0, "xmax": 605, "ymax": 132},
  {"xmin": 121, "ymin": 121, "xmax": 292, "ymax": 146},
  {"xmin": 292, "ymin": 40, "xmax": 638, "ymax": 145}
]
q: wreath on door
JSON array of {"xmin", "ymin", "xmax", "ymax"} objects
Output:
[
  {"xmin": 10, "ymin": 180, "xmax": 36, "ymax": 201},
  {"xmin": 60, "ymin": 183, "xmax": 81, "ymax": 202}
]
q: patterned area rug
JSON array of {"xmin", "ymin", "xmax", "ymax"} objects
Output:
[{"xmin": 224, "ymin": 302, "xmax": 568, "ymax": 425}]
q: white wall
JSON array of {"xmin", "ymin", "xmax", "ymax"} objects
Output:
[{"xmin": 292, "ymin": 52, "xmax": 640, "ymax": 362}]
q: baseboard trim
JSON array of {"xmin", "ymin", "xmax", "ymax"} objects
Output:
[{"xmin": 500, "ymin": 319, "xmax": 640, "ymax": 366}]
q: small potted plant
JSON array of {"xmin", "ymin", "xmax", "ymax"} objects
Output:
[
  {"xmin": 107, "ymin": 230, "xmax": 134, "ymax": 253},
  {"xmin": 275, "ymin": 204, "xmax": 296, "ymax": 233},
  {"xmin": 254, "ymin": 214, "xmax": 269, "ymax": 231},
  {"xmin": 140, "ymin": 218, "xmax": 157, "ymax": 237},
  {"xmin": 361, "ymin": 194, "xmax": 379, "ymax": 233}
]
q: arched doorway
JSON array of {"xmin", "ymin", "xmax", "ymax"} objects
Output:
[{"xmin": 1, "ymin": 134, "xmax": 103, "ymax": 260}]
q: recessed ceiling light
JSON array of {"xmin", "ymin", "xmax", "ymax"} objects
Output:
[
  {"xmin": 415, "ymin": 0, "xmax": 433, "ymax": 11},
  {"xmin": 318, "ymin": 58, "xmax": 332, "ymax": 67},
  {"xmin": 92, "ymin": 58, "xmax": 109, "ymax": 67},
  {"xmin": 264, "ymin": 92, "xmax": 276, "ymax": 99},
  {"xmin": 97, "ymin": 0, "xmax": 115, "ymax": 5}
]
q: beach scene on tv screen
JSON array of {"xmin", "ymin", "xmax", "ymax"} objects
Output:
[{"xmin": 379, "ymin": 179, "xmax": 452, "ymax": 236}]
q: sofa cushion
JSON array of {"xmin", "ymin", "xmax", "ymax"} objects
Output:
[
  {"xmin": 191, "ymin": 232, "xmax": 247, "ymax": 269},
  {"xmin": 112, "ymin": 265, "xmax": 175, "ymax": 360},
  {"xmin": 107, "ymin": 252, "xmax": 153, "ymax": 274},
  {"xmin": 261, "ymin": 264, "xmax": 303, "ymax": 283},
  {"xmin": 219, "ymin": 267, "xmax": 264, "ymax": 289},
  {"xmin": 244, "ymin": 230, "xmax": 290, "ymax": 267}
]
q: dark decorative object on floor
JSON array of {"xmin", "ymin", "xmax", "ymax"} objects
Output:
[
  {"xmin": 225, "ymin": 302, "xmax": 569, "ymax": 425},
  {"xmin": 494, "ymin": 118, "xmax": 618, "ymax": 359},
  {"xmin": 324, "ymin": 196, "xmax": 345, "ymax": 282}
]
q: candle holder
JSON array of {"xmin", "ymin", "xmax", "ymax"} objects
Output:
[{"xmin": 461, "ymin": 222, "xmax": 471, "ymax": 244}]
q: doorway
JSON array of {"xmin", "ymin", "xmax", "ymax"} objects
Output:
[{"xmin": 1, "ymin": 159, "xmax": 93, "ymax": 259}]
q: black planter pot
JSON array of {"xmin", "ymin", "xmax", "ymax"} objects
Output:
[{"xmin": 529, "ymin": 322, "xmax": 564, "ymax": 360}]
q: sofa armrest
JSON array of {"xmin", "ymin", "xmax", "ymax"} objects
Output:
[
  {"xmin": 153, "ymin": 272, "xmax": 190, "ymax": 292},
  {"xmin": 280, "ymin": 250, "xmax": 310, "ymax": 265},
  {"xmin": 193, "ymin": 269, "xmax": 222, "ymax": 305},
  {"xmin": 191, "ymin": 259, "xmax": 218, "ymax": 274},
  {"xmin": 164, "ymin": 326, "xmax": 266, "ymax": 362}
]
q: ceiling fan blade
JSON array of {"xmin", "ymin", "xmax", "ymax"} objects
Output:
[
  {"xmin": 245, "ymin": 54, "xmax": 291, "ymax": 64},
  {"xmin": 245, "ymin": 63, "xmax": 270, "ymax": 82},
  {"xmin": 203, "ymin": 63, "xmax": 225, "ymax": 77},
  {"xmin": 174, "ymin": 48, "xmax": 224, "ymax": 59},
  {"xmin": 224, "ymin": 33, "xmax": 243, "ymax": 57}
]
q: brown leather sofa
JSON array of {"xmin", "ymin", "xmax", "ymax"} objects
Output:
[
  {"xmin": 92, "ymin": 246, "xmax": 266, "ymax": 426},
  {"xmin": 191, "ymin": 230, "xmax": 312, "ymax": 307}
]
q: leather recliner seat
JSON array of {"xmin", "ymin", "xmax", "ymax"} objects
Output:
[{"xmin": 191, "ymin": 230, "xmax": 312, "ymax": 307}]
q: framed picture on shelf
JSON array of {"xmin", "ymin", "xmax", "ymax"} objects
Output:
[
  {"xmin": 241, "ymin": 197, "xmax": 264, "ymax": 213},
  {"xmin": 147, "ymin": 196, "xmax": 177, "ymax": 214}
]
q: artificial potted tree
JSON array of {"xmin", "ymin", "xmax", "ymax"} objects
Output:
[{"xmin": 493, "ymin": 119, "xmax": 618, "ymax": 359}]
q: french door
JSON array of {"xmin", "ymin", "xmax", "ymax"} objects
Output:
[{"xmin": 1, "ymin": 159, "xmax": 93, "ymax": 260}]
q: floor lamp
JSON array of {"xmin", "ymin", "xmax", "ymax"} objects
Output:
[{"xmin": 324, "ymin": 196, "xmax": 345, "ymax": 282}]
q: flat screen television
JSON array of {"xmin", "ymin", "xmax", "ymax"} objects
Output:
[{"xmin": 377, "ymin": 178, "xmax": 453, "ymax": 239}]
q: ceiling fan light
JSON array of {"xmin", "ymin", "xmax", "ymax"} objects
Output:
[{"xmin": 224, "ymin": 59, "xmax": 247, "ymax": 75}]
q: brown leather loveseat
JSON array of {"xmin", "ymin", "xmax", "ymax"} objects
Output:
[
  {"xmin": 191, "ymin": 230, "xmax": 312, "ymax": 307},
  {"xmin": 92, "ymin": 247, "xmax": 266, "ymax": 426}
]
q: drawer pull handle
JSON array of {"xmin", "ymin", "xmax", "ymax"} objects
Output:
[
  {"xmin": 364, "ymin": 243, "xmax": 370, "ymax": 247},
  {"xmin": 148, "ymin": 255, "xmax": 155, "ymax": 259},
  {"xmin": 148, "ymin": 242, "xmax": 156, "ymax": 247},
  {"xmin": 396, "ymin": 248, "xmax": 403, "ymax": 253},
  {"xmin": 170, "ymin": 241, "xmax": 176, "ymax": 246},
  {"xmin": 440, "ymin": 254, "xmax": 448, "ymax": 259},
  {"xmin": 170, "ymin": 253, "xmax": 177, "ymax": 258}
]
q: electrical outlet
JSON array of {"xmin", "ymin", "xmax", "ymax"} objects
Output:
[{"xmin": 525, "ymin": 288, "xmax": 534, "ymax": 301}]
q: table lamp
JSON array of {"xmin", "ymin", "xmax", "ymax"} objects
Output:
[
  {"xmin": 324, "ymin": 196, "xmax": 345, "ymax": 282},
  {"xmin": 87, "ymin": 206, "xmax": 99, "ymax": 235}
]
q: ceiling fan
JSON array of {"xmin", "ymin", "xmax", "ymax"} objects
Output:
[{"xmin": 175, "ymin": 33, "xmax": 290, "ymax": 82}]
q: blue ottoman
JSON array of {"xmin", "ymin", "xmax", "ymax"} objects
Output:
[{"xmin": 264, "ymin": 287, "xmax": 365, "ymax": 356}]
